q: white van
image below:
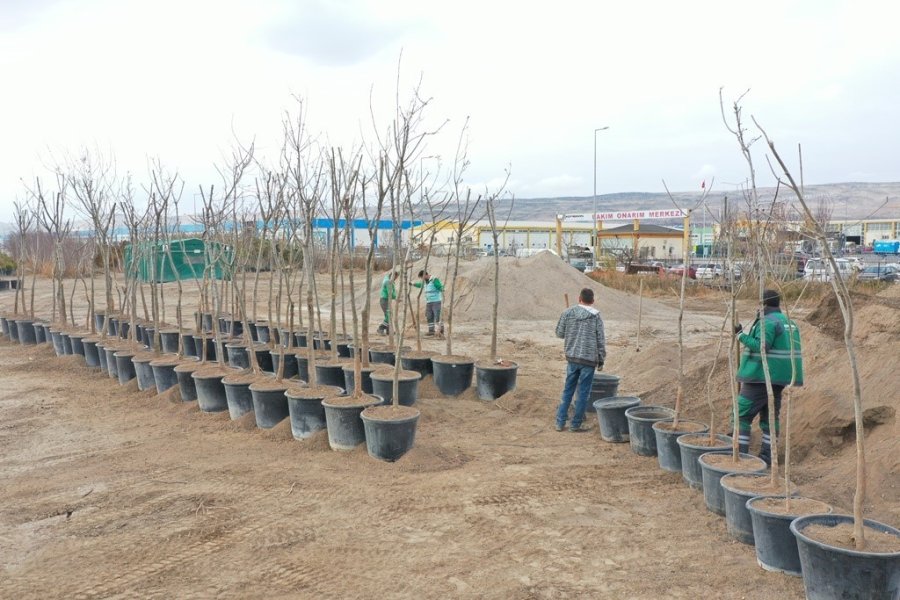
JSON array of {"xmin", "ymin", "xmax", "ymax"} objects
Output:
[{"xmin": 804, "ymin": 258, "xmax": 852, "ymax": 282}]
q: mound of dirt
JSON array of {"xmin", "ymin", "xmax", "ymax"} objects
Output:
[{"xmin": 375, "ymin": 252, "xmax": 679, "ymax": 323}]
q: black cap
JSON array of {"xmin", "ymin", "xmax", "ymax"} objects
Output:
[{"xmin": 763, "ymin": 289, "xmax": 780, "ymax": 307}]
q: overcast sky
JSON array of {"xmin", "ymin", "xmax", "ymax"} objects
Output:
[{"xmin": 1, "ymin": 0, "xmax": 899, "ymax": 218}]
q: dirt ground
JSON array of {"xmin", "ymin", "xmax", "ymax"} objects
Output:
[{"xmin": 0, "ymin": 264, "xmax": 896, "ymax": 598}]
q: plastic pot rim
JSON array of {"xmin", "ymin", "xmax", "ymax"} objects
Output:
[
  {"xmin": 719, "ymin": 472, "xmax": 777, "ymax": 496},
  {"xmin": 746, "ymin": 496, "xmax": 833, "ymax": 520},
  {"xmin": 651, "ymin": 418, "xmax": 709, "ymax": 434},
  {"xmin": 594, "ymin": 397, "xmax": 641, "ymax": 411},
  {"xmin": 361, "ymin": 406, "xmax": 421, "ymax": 425},
  {"xmin": 676, "ymin": 432, "xmax": 732, "ymax": 450},
  {"xmin": 322, "ymin": 396, "xmax": 378, "ymax": 409},
  {"xmin": 790, "ymin": 514, "xmax": 900, "ymax": 558},
  {"xmin": 624, "ymin": 405, "xmax": 675, "ymax": 422},
  {"xmin": 698, "ymin": 451, "xmax": 766, "ymax": 475}
]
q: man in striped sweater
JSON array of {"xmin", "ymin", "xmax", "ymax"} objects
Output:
[{"xmin": 554, "ymin": 288, "xmax": 607, "ymax": 432}]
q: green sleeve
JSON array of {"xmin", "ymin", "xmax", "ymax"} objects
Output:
[
  {"xmin": 739, "ymin": 318, "xmax": 778, "ymax": 352},
  {"xmin": 433, "ymin": 278, "xmax": 443, "ymax": 291},
  {"xmin": 412, "ymin": 281, "xmax": 423, "ymax": 289}
]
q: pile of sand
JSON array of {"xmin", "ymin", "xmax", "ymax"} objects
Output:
[{"xmin": 372, "ymin": 252, "xmax": 675, "ymax": 323}]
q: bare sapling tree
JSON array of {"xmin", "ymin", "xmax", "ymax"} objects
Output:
[
  {"xmin": 119, "ymin": 176, "xmax": 149, "ymax": 348},
  {"xmin": 32, "ymin": 174, "xmax": 73, "ymax": 326},
  {"xmin": 198, "ymin": 143, "xmax": 255, "ymax": 367},
  {"xmin": 756, "ymin": 119, "xmax": 870, "ymax": 549},
  {"xmin": 11, "ymin": 200, "xmax": 33, "ymax": 317},
  {"xmin": 338, "ymin": 153, "xmax": 367, "ymax": 398},
  {"xmin": 150, "ymin": 162, "xmax": 186, "ymax": 357},
  {"xmin": 69, "ymin": 149, "xmax": 117, "ymax": 338},
  {"xmin": 482, "ymin": 171, "xmax": 513, "ymax": 362},
  {"xmin": 443, "ymin": 120, "xmax": 482, "ymax": 357},
  {"xmin": 662, "ymin": 178, "xmax": 714, "ymax": 428},
  {"xmin": 720, "ymin": 90, "xmax": 782, "ymax": 482}
]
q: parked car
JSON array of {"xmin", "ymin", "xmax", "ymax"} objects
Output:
[
  {"xmin": 695, "ymin": 263, "xmax": 724, "ymax": 280},
  {"xmin": 857, "ymin": 265, "xmax": 899, "ymax": 282},
  {"xmin": 803, "ymin": 258, "xmax": 853, "ymax": 282},
  {"xmin": 666, "ymin": 264, "xmax": 697, "ymax": 279}
]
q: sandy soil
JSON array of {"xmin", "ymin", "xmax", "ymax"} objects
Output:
[{"xmin": 0, "ymin": 264, "xmax": 895, "ymax": 598}]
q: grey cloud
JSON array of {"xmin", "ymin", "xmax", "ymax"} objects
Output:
[{"xmin": 265, "ymin": 0, "xmax": 407, "ymax": 66}]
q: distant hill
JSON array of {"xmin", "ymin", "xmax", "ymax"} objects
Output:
[{"xmin": 463, "ymin": 182, "xmax": 900, "ymax": 223}]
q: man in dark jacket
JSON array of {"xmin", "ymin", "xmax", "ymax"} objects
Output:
[
  {"xmin": 555, "ymin": 288, "xmax": 607, "ymax": 432},
  {"xmin": 734, "ymin": 289, "xmax": 804, "ymax": 465}
]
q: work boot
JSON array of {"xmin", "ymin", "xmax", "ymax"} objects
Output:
[
  {"xmin": 425, "ymin": 330, "xmax": 434, "ymax": 337},
  {"xmin": 759, "ymin": 433, "xmax": 772, "ymax": 466}
]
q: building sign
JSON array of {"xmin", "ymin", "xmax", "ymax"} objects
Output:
[
  {"xmin": 596, "ymin": 209, "xmax": 686, "ymax": 221},
  {"xmin": 560, "ymin": 209, "xmax": 686, "ymax": 222}
]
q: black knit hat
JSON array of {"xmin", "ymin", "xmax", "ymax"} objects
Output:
[{"xmin": 763, "ymin": 289, "xmax": 781, "ymax": 307}]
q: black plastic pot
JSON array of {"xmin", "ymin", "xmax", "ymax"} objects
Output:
[
  {"xmin": 370, "ymin": 370, "xmax": 422, "ymax": 407},
  {"xmin": 624, "ymin": 405, "xmax": 676, "ymax": 457},
  {"xmin": 50, "ymin": 330, "xmax": 65, "ymax": 356},
  {"xmin": 342, "ymin": 365, "xmax": 375, "ymax": 395},
  {"xmin": 431, "ymin": 355, "xmax": 475, "ymax": 397},
  {"xmin": 192, "ymin": 335, "xmax": 217, "ymax": 361},
  {"xmin": 585, "ymin": 373, "xmax": 621, "ymax": 414},
  {"xmin": 251, "ymin": 343, "xmax": 273, "ymax": 372},
  {"xmin": 749, "ymin": 498, "xmax": 835, "ymax": 578},
  {"xmin": 142, "ymin": 326, "xmax": 156, "ymax": 349},
  {"xmin": 593, "ymin": 396, "xmax": 641, "ymax": 442},
  {"xmin": 699, "ymin": 451, "xmax": 767, "ymax": 516},
  {"xmin": 16, "ymin": 319, "xmax": 37, "ymax": 345},
  {"xmin": 32, "ymin": 322, "xmax": 47, "ymax": 344},
  {"xmin": 223, "ymin": 376, "xmax": 255, "ymax": 420},
  {"xmin": 82, "ymin": 338, "xmax": 102, "ymax": 368},
  {"xmin": 227, "ymin": 343, "xmax": 250, "ymax": 369},
  {"xmin": 109, "ymin": 316, "xmax": 119, "ymax": 337},
  {"xmin": 295, "ymin": 331, "xmax": 307, "ymax": 348},
  {"xmin": 150, "ymin": 359, "xmax": 179, "ymax": 393},
  {"xmin": 42, "ymin": 323, "xmax": 52, "ymax": 344},
  {"xmin": 315, "ymin": 362, "xmax": 348, "ymax": 388},
  {"xmin": 400, "ymin": 352, "xmax": 436, "ymax": 377},
  {"xmin": 7, "ymin": 318, "xmax": 20, "ymax": 342},
  {"xmin": 192, "ymin": 370, "xmax": 229, "ymax": 413},
  {"xmin": 114, "ymin": 351, "xmax": 137, "ymax": 385},
  {"xmin": 475, "ymin": 361, "xmax": 519, "ymax": 401},
  {"xmin": 216, "ymin": 339, "xmax": 231, "ymax": 363},
  {"xmin": 720, "ymin": 473, "xmax": 779, "ymax": 545},
  {"xmin": 182, "ymin": 333, "xmax": 197, "ymax": 358},
  {"xmin": 652, "ymin": 419, "xmax": 710, "ymax": 472},
  {"xmin": 312, "ymin": 336, "xmax": 332, "ymax": 351},
  {"xmin": 70, "ymin": 333, "xmax": 87, "ymax": 357},
  {"xmin": 249, "ymin": 382, "xmax": 290, "ymax": 428},
  {"xmin": 0, "ymin": 316, "xmax": 8, "ymax": 336},
  {"xmin": 118, "ymin": 321, "xmax": 129, "ymax": 340},
  {"xmin": 103, "ymin": 346, "xmax": 119, "ymax": 379},
  {"xmin": 97, "ymin": 343, "xmax": 109, "ymax": 372},
  {"xmin": 159, "ymin": 330, "xmax": 180, "ymax": 354},
  {"xmin": 295, "ymin": 352, "xmax": 329, "ymax": 383},
  {"xmin": 322, "ymin": 395, "xmax": 379, "ymax": 451},
  {"xmin": 270, "ymin": 350, "xmax": 298, "ymax": 379},
  {"xmin": 174, "ymin": 364, "xmax": 199, "ymax": 402},
  {"xmin": 61, "ymin": 332, "xmax": 74, "ymax": 355},
  {"xmin": 336, "ymin": 342, "xmax": 352, "ymax": 358},
  {"xmin": 361, "ymin": 405, "xmax": 421, "ymax": 462},
  {"xmin": 677, "ymin": 433, "xmax": 733, "ymax": 490},
  {"xmin": 285, "ymin": 385, "xmax": 342, "ymax": 440},
  {"xmin": 369, "ymin": 347, "xmax": 398, "ymax": 365},
  {"xmin": 255, "ymin": 322, "xmax": 271, "ymax": 343},
  {"xmin": 132, "ymin": 355, "xmax": 156, "ymax": 391},
  {"xmin": 94, "ymin": 312, "xmax": 106, "ymax": 333}
]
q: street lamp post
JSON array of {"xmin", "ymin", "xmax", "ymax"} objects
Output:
[{"xmin": 593, "ymin": 126, "xmax": 610, "ymax": 261}]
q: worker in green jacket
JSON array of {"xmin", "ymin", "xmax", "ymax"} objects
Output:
[
  {"xmin": 412, "ymin": 269, "xmax": 444, "ymax": 336},
  {"xmin": 378, "ymin": 271, "xmax": 398, "ymax": 335},
  {"xmin": 733, "ymin": 289, "xmax": 804, "ymax": 465}
]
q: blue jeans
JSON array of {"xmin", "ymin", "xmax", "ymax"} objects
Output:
[{"xmin": 556, "ymin": 362, "xmax": 595, "ymax": 428}]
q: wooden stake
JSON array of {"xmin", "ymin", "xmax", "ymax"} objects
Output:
[
  {"xmin": 636, "ymin": 279, "xmax": 643, "ymax": 352},
  {"xmin": 564, "ymin": 293, "xmax": 569, "ymax": 308}
]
